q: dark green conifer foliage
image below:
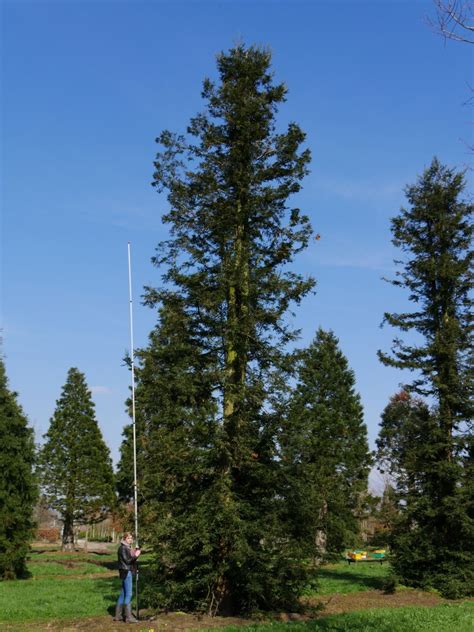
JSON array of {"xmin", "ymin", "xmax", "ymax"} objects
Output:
[
  {"xmin": 369, "ymin": 483, "xmax": 399, "ymax": 548},
  {"xmin": 40, "ymin": 368, "xmax": 115, "ymax": 550},
  {"xmin": 377, "ymin": 391, "xmax": 474, "ymax": 597},
  {"xmin": 124, "ymin": 304, "xmax": 223, "ymax": 611},
  {"xmin": 128, "ymin": 44, "xmax": 315, "ymax": 614},
  {"xmin": 282, "ymin": 329, "xmax": 371, "ymax": 557},
  {"xmin": 378, "ymin": 159, "xmax": 473, "ymax": 598},
  {"xmin": 116, "ymin": 422, "xmax": 135, "ymax": 504},
  {"xmin": 377, "ymin": 392, "xmax": 435, "ymax": 496},
  {"xmin": 0, "ymin": 357, "xmax": 37, "ymax": 579}
]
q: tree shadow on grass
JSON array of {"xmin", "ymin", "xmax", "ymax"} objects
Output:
[
  {"xmin": 90, "ymin": 555, "xmax": 152, "ymax": 572},
  {"xmin": 317, "ymin": 567, "xmax": 387, "ymax": 591},
  {"xmin": 92, "ymin": 576, "xmax": 121, "ymax": 616},
  {"xmin": 10, "ymin": 569, "xmax": 33, "ymax": 581},
  {"xmin": 93, "ymin": 566, "xmax": 152, "ymax": 617},
  {"xmin": 88, "ymin": 559, "xmax": 117, "ymax": 571}
]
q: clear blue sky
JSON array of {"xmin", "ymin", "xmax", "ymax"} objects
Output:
[{"xmin": 2, "ymin": 1, "xmax": 472, "ymax": 489}]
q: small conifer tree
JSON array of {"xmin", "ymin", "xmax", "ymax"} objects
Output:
[
  {"xmin": 40, "ymin": 368, "xmax": 115, "ymax": 550},
  {"xmin": 282, "ymin": 329, "xmax": 371, "ymax": 557}
]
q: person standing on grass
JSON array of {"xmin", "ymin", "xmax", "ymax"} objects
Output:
[{"xmin": 114, "ymin": 532, "xmax": 141, "ymax": 623}]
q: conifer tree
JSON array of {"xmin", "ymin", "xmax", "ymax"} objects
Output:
[
  {"xmin": 370, "ymin": 483, "xmax": 399, "ymax": 548},
  {"xmin": 0, "ymin": 357, "xmax": 37, "ymax": 579},
  {"xmin": 377, "ymin": 392, "xmax": 434, "ymax": 498},
  {"xmin": 40, "ymin": 368, "xmax": 115, "ymax": 550},
  {"xmin": 116, "ymin": 423, "xmax": 134, "ymax": 503},
  {"xmin": 126, "ymin": 44, "xmax": 315, "ymax": 614},
  {"xmin": 378, "ymin": 159, "xmax": 473, "ymax": 597},
  {"xmin": 282, "ymin": 329, "xmax": 371, "ymax": 557}
]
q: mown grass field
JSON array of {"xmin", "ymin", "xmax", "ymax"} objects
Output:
[
  {"xmin": 310, "ymin": 560, "xmax": 389, "ymax": 595},
  {"xmin": 0, "ymin": 545, "xmax": 148, "ymax": 624},
  {"xmin": 0, "ymin": 546, "xmax": 471, "ymax": 631},
  {"xmin": 0, "ymin": 576, "xmax": 117, "ymax": 622}
]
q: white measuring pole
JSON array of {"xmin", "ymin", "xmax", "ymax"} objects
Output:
[
  {"xmin": 127, "ymin": 242, "xmax": 140, "ymax": 619},
  {"xmin": 127, "ymin": 242, "xmax": 139, "ymax": 546}
]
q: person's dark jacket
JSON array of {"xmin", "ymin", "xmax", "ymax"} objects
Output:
[{"xmin": 118, "ymin": 541, "xmax": 137, "ymax": 578}]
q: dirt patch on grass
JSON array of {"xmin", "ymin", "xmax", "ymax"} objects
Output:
[
  {"xmin": 31, "ymin": 558, "xmax": 117, "ymax": 573},
  {"xmin": 307, "ymin": 588, "xmax": 453, "ymax": 615},
  {"xmin": 1, "ymin": 611, "xmax": 251, "ymax": 632},
  {"xmin": 29, "ymin": 571, "xmax": 116, "ymax": 581},
  {"xmin": 31, "ymin": 559, "xmax": 96, "ymax": 567},
  {"xmin": 4, "ymin": 589, "xmax": 469, "ymax": 632},
  {"xmin": 32, "ymin": 542, "xmax": 113, "ymax": 554}
]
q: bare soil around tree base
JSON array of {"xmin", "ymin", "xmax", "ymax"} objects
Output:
[{"xmin": 4, "ymin": 588, "xmax": 468, "ymax": 632}]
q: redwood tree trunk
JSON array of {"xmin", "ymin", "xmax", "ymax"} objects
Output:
[{"xmin": 62, "ymin": 513, "xmax": 74, "ymax": 551}]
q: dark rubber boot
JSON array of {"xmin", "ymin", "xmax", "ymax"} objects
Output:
[
  {"xmin": 113, "ymin": 603, "xmax": 124, "ymax": 621},
  {"xmin": 124, "ymin": 604, "xmax": 138, "ymax": 623}
]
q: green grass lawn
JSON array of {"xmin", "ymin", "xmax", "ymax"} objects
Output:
[
  {"xmin": 0, "ymin": 576, "xmax": 119, "ymax": 623},
  {"xmin": 26, "ymin": 547, "xmax": 117, "ymax": 578},
  {"xmin": 0, "ymin": 550, "xmax": 470, "ymax": 630},
  {"xmin": 27, "ymin": 561, "xmax": 111, "ymax": 577},
  {"xmin": 204, "ymin": 603, "xmax": 474, "ymax": 632},
  {"xmin": 30, "ymin": 546, "xmax": 116, "ymax": 561},
  {"xmin": 26, "ymin": 546, "xmax": 152, "ymax": 577},
  {"xmin": 309, "ymin": 561, "xmax": 390, "ymax": 595},
  {"xmin": 0, "ymin": 547, "xmax": 154, "ymax": 624}
]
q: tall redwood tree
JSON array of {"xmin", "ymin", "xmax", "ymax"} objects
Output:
[
  {"xmin": 125, "ymin": 44, "xmax": 316, "ymax": 614},
  {"xmin": 378, "ymin": 159, "xmax": 473, "ymax": 597}
]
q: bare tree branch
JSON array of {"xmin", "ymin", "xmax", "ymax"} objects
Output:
[{"xmin": 428, "ymin": 0, "xmax": 474, "ymax": 44}]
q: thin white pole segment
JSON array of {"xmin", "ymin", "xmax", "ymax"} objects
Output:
[
  {"xmin": 127, "ymin": 242, "xmax": 139, "ymax": 547},
  {"xmin": 128, "ymin": 242, "xmax": 140, "ymax": 620}
]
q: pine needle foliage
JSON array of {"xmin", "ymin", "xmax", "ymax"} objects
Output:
[
  {"xmin": 127, "ymin": 44, "xmax": 316, "ymax": 615},
  {"xmin": 282, "ymin": 329, "xmax": 371, "ymax": 558},
  {"xmin": 377, "ymin": 159, "xmax": 473, "ymax": 598},
  {"xmin": 40, "ymin": 368, "xmax": 115, "ymax": 550},
  {"xmin": 0, "ymin": 357, "xmax": 37, "ymax": 579},
  {"xmin": 115, "ymin": 421, "xmax": 135, "ymax": 504}
]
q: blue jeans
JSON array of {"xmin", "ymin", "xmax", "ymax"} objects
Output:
[{"xmin": 117, "ymin": 571, "xmax": 133, "ymax": 605}]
